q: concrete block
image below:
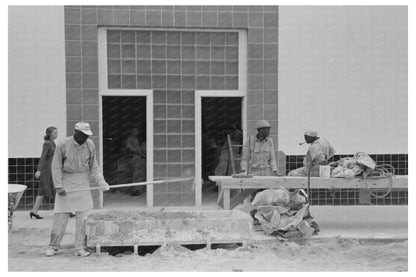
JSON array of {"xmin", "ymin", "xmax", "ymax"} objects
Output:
[
  {"xmin": 104, "ymin": 222, "xmax": 119, "ymax": 236},
  {"xmin": 119, "ymin": 221, "xmax": 133, "ymax": 234},
  {"xmin": 95, "ymin": 222, "xmax": 105, "ymax": 236},
  {"xmin": 87, "ymin": 223, "xmax": 96, "ymax": 237},
  {"xmin": 86, "ymin": 209, "xmax": 253, "ymax": 246}
]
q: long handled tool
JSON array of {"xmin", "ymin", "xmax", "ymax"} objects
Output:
[
  {"xmin": 306, "ymin": 151, "xmax": 312, "ymax": 204},
  {"xmin": 307, "ymin": 166, "xmax": 311, "ymax": 204},
  {"xmin": 64, "ymin": 177, "xmax": 194, "ymax": 193}
]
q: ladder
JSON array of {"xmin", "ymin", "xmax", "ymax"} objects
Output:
[
  {"xmin": 227, "ymin": 134, "xmax": 254, "ymax": 176},
  {"xmin": 217, "ymin": 135, "xmax": 255, "ymax": 207}
]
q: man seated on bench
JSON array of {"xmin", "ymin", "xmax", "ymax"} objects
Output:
[{"xmin": 288, "ymin": 129, "xmax": 336, "ymax": 177}]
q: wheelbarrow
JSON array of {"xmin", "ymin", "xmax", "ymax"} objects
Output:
[{"xmin": 8, "ymin": 184, "xmax": 27, "ymax": 230}]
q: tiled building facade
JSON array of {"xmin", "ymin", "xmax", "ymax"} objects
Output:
[
  {"xmin": 63, "ymin": 5, "xmax": 281, "ymax": 207},
  {"xmin": 8, "ymin": 6, "xmax": 408, "ymax": 210}
]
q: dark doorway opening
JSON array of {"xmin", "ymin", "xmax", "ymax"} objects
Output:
[
  {"xmin": 102, "ymin": 96, "xmax": 147, "ymax": 201},
  {"xmin": 201, "ymin": 97, "xmax": 243, "ymax": 203}
]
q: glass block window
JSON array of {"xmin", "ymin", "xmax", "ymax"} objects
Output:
[
  {"xmin": 107, "ymin": 30, "xmax": 239, "ymax": 90},
  {"xmin": 153, "ymin": 90, "xmax": 195, "ymax": 180}
]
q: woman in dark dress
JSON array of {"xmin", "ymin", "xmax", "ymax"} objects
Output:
[{"xmin": 30, "ymin": 126, "xmax": 57, "ymax": 219}]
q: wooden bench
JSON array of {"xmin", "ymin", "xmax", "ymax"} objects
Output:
[{"xmin": 208, "ymin": 176, "xmax": 408, "ymax": 210}]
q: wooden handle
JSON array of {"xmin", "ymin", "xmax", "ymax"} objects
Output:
[{"xmin": 65, "ymin": 177, "xmax": 194, "ymax": 193}]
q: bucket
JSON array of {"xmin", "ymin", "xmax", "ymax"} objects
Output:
[
  {"xmin": 8, "ymin": 184, "xmax": 27, "ymax": 229},
  {"xmin": 319, "ymin": 166, "xmax": 331, "ymax": 178}
]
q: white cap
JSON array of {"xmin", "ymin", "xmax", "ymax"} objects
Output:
[
  {"xmin": 75, "ymin": 122, "xmax": 93, "ymax": 136},
  {"xmin": 304, "ymin": 129, "xmax": 318, "ymax": 137},
  {"xmin": 255, "ymin": 120, "xmax": 271, "ymax": 129}
]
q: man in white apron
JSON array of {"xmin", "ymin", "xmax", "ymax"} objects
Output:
[{"xmin": 45, "ymin": 122, "xmax": 109, "ymax": 257}]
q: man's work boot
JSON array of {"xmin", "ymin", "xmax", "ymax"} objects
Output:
[
  {"xmin": 45, "ymin": 247, "xmax": 57, "ymax": 257},
  {"xmin": 75, "ymin": 248, "xmax": 91, "ymax": 257}
]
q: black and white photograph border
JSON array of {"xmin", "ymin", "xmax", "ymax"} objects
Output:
[{"xmin": 2, "ymin": 0, "xmax": 414, "ymax": 273}]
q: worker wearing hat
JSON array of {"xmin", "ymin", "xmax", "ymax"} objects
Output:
[
  {"xmin": 288, "ymin": 129, "xmax": 336, "ymax": 177},
  {"xmin": 237, "ymin": 120, "xmax": 280, "ymax": 206},
  {"xmin": 45, "ymin": 122, "xmax": 109, "ymax": 257},
  {"xmin": 240, "ymin": 120, "xmax": 280, "ymax": 176}
]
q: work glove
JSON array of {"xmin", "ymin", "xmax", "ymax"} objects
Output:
[
  {"xmin": 99, "ymin": 181, "xmax": 110, "ymax": 192},
  {"xmin": 56, "ymin": 188, "xmax": 66, "ymax": 196}
]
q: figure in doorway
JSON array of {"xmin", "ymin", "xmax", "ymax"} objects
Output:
[
  {"xmin": 202, "ymin": 127, "xmax": 220, "ymax": 182},
  {"xmin": 117, "ymin": 127, "xmax": 146, "ymax": 196}
]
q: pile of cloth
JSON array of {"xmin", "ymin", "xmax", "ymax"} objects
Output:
[
  {"xmin": 250, "ymin": 187, "xmax": 320, "ymax": 238},
  {"xmin": 329, "ymin": 152, "xmax": 376, "ymax": 179}
]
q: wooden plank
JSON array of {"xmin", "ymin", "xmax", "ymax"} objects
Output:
[
  {"xmin": 223, "ymin": 189, "xmax": 231, "ymax": 210},
  {"xmin": 358, "ymin": 188, "xmax": 372, "ymax": 205},
  {"xmin": 209, "ymin": 176, "xmax": 407, "ymax": 189},
  {"xmin": 217, "ymin": 189, "xmax": 224, "ymax": 207}
]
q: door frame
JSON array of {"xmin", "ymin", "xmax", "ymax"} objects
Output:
[
  {"xmin": 195, "ymin": 92, "xmax": 247, "ymax": 205},
  {"xmin": 98, "ymin": 28, "xmax": 154, "ymax": 207},
  {"xmin": 194, "ymin": 28, "xmax": 247, "ymax": 206}
]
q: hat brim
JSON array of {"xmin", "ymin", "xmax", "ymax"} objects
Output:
[
  {"xmin": 256, "ymin": 126, "xmax": 271, "ymax": 129},
  {"xmin": 78, "ymin": 130, "xmax": 93, "ymax": 136}
]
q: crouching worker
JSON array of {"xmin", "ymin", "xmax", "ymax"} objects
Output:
[
  {"xmin": 288, "ymin": 129, "xmax": 335, "ymax": 177},
  {"xmin": 45, "ymin": 122, "xmax": 110, "ymax": 257},
  {"xmin": 250, "ymin": 188, "xmax": 319, "ymax": 238}
]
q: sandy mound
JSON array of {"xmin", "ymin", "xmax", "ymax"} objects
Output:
[{"xmin": 151, "ymin": 242, "xmax": 192, "ymax": 258}]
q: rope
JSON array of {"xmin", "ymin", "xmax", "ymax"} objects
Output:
[{"xmin": 362, "ymin": 164, "xmax": 395, "ymax": 199}]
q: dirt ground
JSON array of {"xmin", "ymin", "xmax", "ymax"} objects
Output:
[
  {"xmin": 8, "ymin": 206, "xmax": 408, "ymax": 271},
  {"xmin": 8, "ymin": 227, "xmax": 407, "ymax": 271}
]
